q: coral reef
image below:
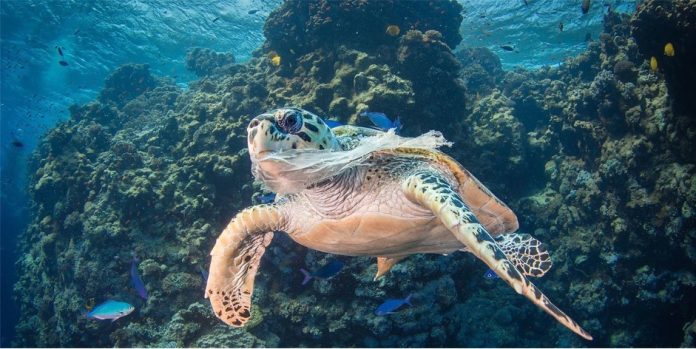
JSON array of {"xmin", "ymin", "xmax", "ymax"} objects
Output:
[
  {"xmin": 476, "ymin": 9, "xmax": 696, "ymax": 346},
  {"xmin": 185, "ymin": 47, "xmax": 236, "ymax": 77},
  {"xmin": 262, "ymin": 0, "xmax": 462, "ymax": 62},
  {"xmin": 631, "ymin": 0, "xmax": 696, "ymax": 115},
  {"xmin": 13, "ymin": 1, "xmax": 695, "ymax": 347},
  {"xmin": 98, "ymin": 64, "xmax": 158, "ymax": 107},
  {"xmin": 454, "ymin": 47, "xmax": 504, "ymax": 94},
  {"xmin": 396, "ymin": 29, "xmax": 466, "ymax": 131}
]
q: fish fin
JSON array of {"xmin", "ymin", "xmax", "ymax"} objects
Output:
[
  {"xmin": 198, "ymin": 265, "xmax": 209, "ymax": 281},
  {"xmin": 495, "ymin": 233, "xmax": 552, "ymax": 278},
  {"xmin": 374, "ymin": 256, "xmax": 407, "ymax": 281},
  {"xmin": 324, "ymin": 119, "xmax": 343, "ymax": 128},
  {"xmin": 207, "ymin": 205, "xmax": 285, "ymax": 327},
  {"xmin": 258, "ymin": 193, "xmax": 276, "ymax": 204},
  {"xmin": 394, "ymin": 116, "xmax": 403, "ymax": 134},
  {"xmin": 363, "ymin": 111, "xmax": 392, "ymax": 130},
  {"xmin": 484, "ymin": 268, "xmax": 500, "ymax": 279},
  {"xmin": 300, "ymin": 268, "xmax": 313, "ymax": 285},
  {"xmin": 404, "ymin": 293, "xmax": 413, "ymax": 305},
  {"xmin": 130, "ymin": 259, "xmax": 148, "ymax": 300},
  {"xmin": 403, "ymin": 172, "xmax": 592, "ymax": 340}
]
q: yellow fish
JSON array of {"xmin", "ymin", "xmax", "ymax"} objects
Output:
[
  {"xmin": 650, "ymin": 56, "xmax": 658, "ymax": 71},
  {"xmin": 268, "ymin": 51, "xmax": 281, "ymax": 66},
  {"xmin": 386, "ymin": 25, "xmax": 400, "ymax": 37},
  {"xmin": 664, "ymin": 42, "xmax": 675, "ymax": 57}
]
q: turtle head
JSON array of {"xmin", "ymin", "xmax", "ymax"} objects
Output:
[
  {"xmin": 247, "ymin": 108, "xmax": 342, "ymax": 193},
  {"xmin": 247, "ymin": 108, "xmax": 340, "ymax": 158}
]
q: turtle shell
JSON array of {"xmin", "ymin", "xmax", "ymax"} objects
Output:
[
  {"xmin": 381, "ymin": 147, "xmax": 519, "ymax": 236},
  {"xmin": 332, "ymin": 125, "xmax": 518, "ymax": 236}
]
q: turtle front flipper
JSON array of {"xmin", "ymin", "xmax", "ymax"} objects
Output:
[
  {"xmin": 206, "ymin": 204, "xmax": 286, "ymax": 327},
  {"xmin": 403, "ymin": 172, "xmax": 593, "ymax": 340}
]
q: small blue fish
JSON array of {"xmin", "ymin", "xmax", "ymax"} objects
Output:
[
  {"xmin": 375, "ymin": 294, "xmax": 412, "ymax": 316},
  {"xmin": 484, "ymin": 268, "xmax": 500, "ymax": 279},
  {"xmin": 86, "ymin": 300, "xmax": 134, "ymax": 321},
  {"xmin": 258, "ymin": 192, "xmax": 276, "ymax": 204},
  {"xmin": 300, "ymin": 259, "xmax": 344, "ymax": 285},
  {"xmin": 324, "ymin": 119, "xmax": 344, "ymax": 128},
  {"xmin": 130, "ymin": 257, "xmax": 148, "ymax": 300},
  {"xmin": 361, "ymin": 111, "xmax": 403, "ymax": 134}
]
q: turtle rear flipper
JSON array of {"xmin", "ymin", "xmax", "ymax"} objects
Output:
[
  {"xmin": 496, "ymin": 233, "xmax": 552, "ymax": 278},
  {"xmin": 374, "ymin": 256, "xmax": 407, "ymax": 281},
  {"xmin": 403, "ymin": 171, "xmax": 593, "ymax": 341},
  {"xmin": 206, "ymin": 205, "xmax": 285, "ymax": 327}
]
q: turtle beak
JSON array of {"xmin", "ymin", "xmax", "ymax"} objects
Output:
[{"xmin": 247, "ymin": 114, "xmax": 276, "ymax": 158}]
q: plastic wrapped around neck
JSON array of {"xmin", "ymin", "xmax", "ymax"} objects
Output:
[{"xmin": 251, "ymin": 129, "xmax": 453, "ymax": 195}]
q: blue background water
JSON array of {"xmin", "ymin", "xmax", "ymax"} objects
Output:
[{"xmin": 0, "ymin": 0, "xmax": 637, "ymax": 345}]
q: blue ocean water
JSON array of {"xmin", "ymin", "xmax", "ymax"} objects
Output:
[
  {"xmin": 6, "ymin": 0, "xmax": 693, "ymax": 347},
  {"xmin": 460, "ymin": 0, "xmax": 637, "ymax": 69}
]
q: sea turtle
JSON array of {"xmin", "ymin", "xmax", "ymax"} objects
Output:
[{"xmin": 206, "ymin": 107, "xmax": 593, "ymax": 340}]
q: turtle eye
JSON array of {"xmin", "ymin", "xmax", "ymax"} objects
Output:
[{"xmin": 277, "ymin": 109, "xmax": 303, "ymax": 134}]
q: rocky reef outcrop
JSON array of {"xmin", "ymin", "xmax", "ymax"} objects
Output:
[
  {"xmin": 631, "ymin": 0, "xmax": 696, "ymax": 114},
  {"xmin": 14, "ymin": 1, "xmax": 695, "ymax": 347},
  {"xmin": 98, "ymin": 64, "xmax": 158, "ymax": 108},
  {"xmin": 263, "ymin": 0, "xmax": 462, "ymax": 62},
  {"xmin": 258, "ymin": 0, "xmax": 467, "ymax": 136},
  {"xmin": 455, "ymin": 8, "xmax": 696, "ymax": 346},
  {"xmin": 185, "ymin": 47, "xmax": 236, "ymax": 77},
  {"xmin": 454, "ymin": 46, "xmax": 504, "ymax": 93},
  {"xmin": 630, "ymin": 0, "xmax": 696, "ymax": 162}
]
